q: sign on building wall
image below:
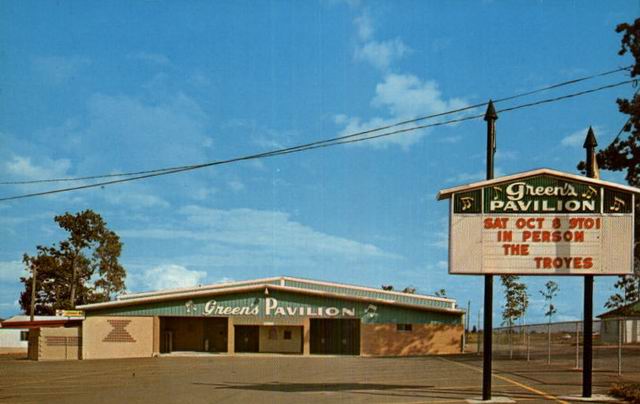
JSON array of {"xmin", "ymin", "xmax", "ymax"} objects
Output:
[
  {"xmin": 437, "ymin": 169, "xmax": 638, "ymax": 275},
  {"xmin": 201, "ymin": 297, "xmax": 357, "ymax": 318}
]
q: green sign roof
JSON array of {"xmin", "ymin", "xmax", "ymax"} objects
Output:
[{"xmin": 438, "ymin": 168, "xmax": 638, "ymax": 215}]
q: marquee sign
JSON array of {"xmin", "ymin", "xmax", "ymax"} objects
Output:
[{"xmin": 437, "ymin": 169, "xmax": 638, "ymax": 275}]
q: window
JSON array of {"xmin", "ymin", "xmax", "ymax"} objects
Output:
[
  {"xmin": 283, "ymin": 330, "xmax": 292, "ymax": 340},
  {"xmin": 396, "ymin": 324, "xmax": 412, "ymax": 332},
  {"xmin": 20, "ymin": 331, "xmax": 29, "ymax": 341}
]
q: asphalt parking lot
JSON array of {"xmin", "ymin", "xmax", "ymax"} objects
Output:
[{"xmin": 0, "ymin": 352, "xmax": 637, "ymax": 403}]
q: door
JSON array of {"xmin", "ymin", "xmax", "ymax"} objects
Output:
[
  {"xmin": 310, "ymin": 319, "xmax": 360, "ymax": 355},
  {"xmin": 234, "ymin": 325, "xmax": 259, "ymax": 353}
]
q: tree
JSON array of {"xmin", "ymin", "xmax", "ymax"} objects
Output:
[
  {"xmin": 501, "ymin": 275, "xmax": 529, "ymax": 328},
  {"xmin": 20, "ymin": 210, "xmax": 126, "ymax": 314},
  {"xmin": 540, "ymin": 280, "xmax": 559, "ymax": 364},
  {"xmin": 540, "ymin": 281, "xmax": 559, "ymax": 323},
  {"xmin": 605, "ymin": 275, "xmax": 640, "ymax": 311},
  {"xmin": 578, "ymin": 19, "xmax": 640, "ymax": 309},
  {"xmin": 434, "ymin": 288, "xmax": 447, "ymax": 298},
  {"xmin": 501, "ymin": 275, "xmax": 529, "ymax": 359}
]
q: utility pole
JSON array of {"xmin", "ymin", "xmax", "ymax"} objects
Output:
[
  {"xmin": 30, "ymin": 266, "xmax": 37, "ymax": 322},
  {"xmin": 582, "ymin": 126, "xmax": 598, "ymax": 398},
  {"xmin": 483, "ymin": 100, "xmax": 497, "ymax": 401}
]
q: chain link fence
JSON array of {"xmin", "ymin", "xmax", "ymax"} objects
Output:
[{"xmin": 465, "ymin": 317, "xmax": 640, "ymax": 375}]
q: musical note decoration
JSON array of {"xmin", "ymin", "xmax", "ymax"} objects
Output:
[
  {"xmin": 492, "ymin": 186, "xmax": 503, "ymax": 200},
  {"xmin": 185, "ymin": 300, "xmax": 197, "ymax": 313},
  {"xmin": 581, "ymin": 186, "xmax": 598, "ymax": 200},
  {"xmin": 460, "ymin": 197, "xmax": 474, "ymax": 211},
  {"xmin": 610, "ymin": 196, "xmax": 626, "ymax": 212}
]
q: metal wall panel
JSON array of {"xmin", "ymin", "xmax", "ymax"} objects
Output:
[{"xmin": 86, "ymin": 290, "xmax": 462, "ymax": 325}]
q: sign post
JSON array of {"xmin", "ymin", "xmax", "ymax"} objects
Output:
[
  {"xmin": 483, "ymin": 100, "xmax": 497, "ymax": 401},
  {"xmin": 582, "ymin": 126, "xmax": 597, "ymax": 397}
]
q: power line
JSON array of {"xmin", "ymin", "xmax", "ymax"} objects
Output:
[
  {"xmin": 1, "ymin": 65, "xmax": 631, "ymax": 186},
  {"xmin": 0, "ymin": 113, "xmax": 485, "ymax": 202},
  {"xmin": 0, "ymin": 78, "xmax": 634, "ymax": 203}
]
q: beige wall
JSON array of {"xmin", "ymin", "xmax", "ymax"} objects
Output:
[
  {"xmin": 302, "ymin": 318, "xmax": 310, "ymax": 355},
  {"xmin": 83, "ymin": 316, "xmax": 153, "ymax": 359},
  {"xmin": 29, "ymin": 327, "xmax": 82, "ymax": 361},
  {"xmin": 153, "ymin": 316, "xmax": 160, "ymax": 355},
  {"xmin": 227, "ymin": 317, "xmax": 235, "ymax": 354},
  {"xmin": 361, "ymin": 323, "xmax": 463, "ymax": 356},
  {"xmin": 259, "ymin": 326, "xmax": 302, "ymax": 353}
]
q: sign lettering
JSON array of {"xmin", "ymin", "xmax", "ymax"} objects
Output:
[{"xmin": 202, "ymin": 298, "xmax": 356, "ymax": 317}]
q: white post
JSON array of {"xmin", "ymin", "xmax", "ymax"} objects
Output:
[
  {"xmin": 575, "ymin": 321, "xmax": 580, "ymax": 369},
  {"xmin": 526, "ymin": 325, "xmax": 530, "ymax": 362},
  {"xmin": 618, "ymin": 318, "xmax": 623, "ymax": 376},
  {"xmin": 477, "ymin": 310, "xmax": 481, "ymax": 355},
  {"xmin": 547, "ymin": 322, "xmax": 551, "ymax": 365}
]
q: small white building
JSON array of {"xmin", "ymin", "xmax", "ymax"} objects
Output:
[
  {"xmin": 597, "ymin": 301, "xmax": 640, "ymax": 344},
  {"xmin": 0, "ymin": 320, "xmax": 28, "ymax": 353}
]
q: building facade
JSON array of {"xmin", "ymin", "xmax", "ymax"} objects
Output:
[
  {"xmin": 0, "ymin": 315, "xmax": 84, "ymax": 360},
  {"xmin": 0, "ymin": 328, "xmax": 28, "ymax": 354},
  {"xmin": 598, "ymin": 301, "xmax": 640, "ymax": 344},
  {"xmin": 78, "ymin": 276, "xmax": 464, "ymax": 359}
]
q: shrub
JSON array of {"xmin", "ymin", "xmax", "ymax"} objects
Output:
[{"xmin": 610, "ymin": 383, "xmax": 640, "ymax": 403}]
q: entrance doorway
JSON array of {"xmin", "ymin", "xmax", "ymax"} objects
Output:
[
  {"xmin": 235, "ymin": 325, "xmax": 260, "ymax": 353},
  {"xmin": 160, "ymin": 317, "xmax": 228, "ymax": 353},
  {"xmin": 310, "ymin": 319, "xmax": 360, "ymax": 355}
]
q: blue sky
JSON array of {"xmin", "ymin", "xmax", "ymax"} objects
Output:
[{"xmin": 0, "ymin": 1, "xmax": 637, "ymax": 325}]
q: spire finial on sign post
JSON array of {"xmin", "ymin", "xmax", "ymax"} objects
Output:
[
  {"xmin": 484, "ymin": 99, "xmax": 498, "ymax": 122},
  {"xmin": 484, "ymin": 100, "xmax": 498, "ymax": 181},
  {"xmin": 583, "ymin": 126, "xmax": 600, "ymax": 180}
]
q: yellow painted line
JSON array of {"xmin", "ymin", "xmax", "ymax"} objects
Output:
[{"xmin": 438, "ymin": 357, "xmax": 569, "ymax": 404}]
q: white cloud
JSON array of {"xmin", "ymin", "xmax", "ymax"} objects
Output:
[
  {"xmin": 228, "ymin": 180, "xmax": 245, "ymax": 192},
  {"xmin": 335, "ymin": 74, "xmax": 468, "ymax": 149},
  {"xmin": 103, "ymin": 187, "xmax": 170, "ymax": 209},
  {"xmin": 129, "ymin": 52, "xmax": 171, "ymax": 66},
  {"xmin": 373, "ymin": 74, "xmax": 466, "ymax": 118},
  {"xmin": 180, "ymin": 205, "xmax": 397, "ymax": 258},
  {"xmin": 352, "ymin": 12, "xmax": 409, "ymax": 71},
  {"xmin": 120, "ymin": 206, "xmax": 401, "ymax": 272},
  {"xmin": 189, "ymin": 71, "xmax": 212, "ymax": 87},
  {"xmin": 340, "ymin": 11, "xmax": 469, "ymax": 150},
  {"xmin": 437, "ymin": 135, "xmax": 462, "ymax": 144},
  {"xmin": 355, "ymin": 39, "xmax": 409, "ymax": 71},
  {"xmin": 353, "ymin": 13, "xmax": 373, "ymax": 41},
  {"xmin": 82, "ymin": 92, "xmax": 210, "ymax": 167},
  {"xmin": 5, "ymin": 155, "xmax": 71, "ymax": 181},
  {"xmin": 137, "ymin": 264, "xmax": 206, "ymax": 291},
  {"xmin": 0, "ymin": 261, "xmax": 26, "ymax": 282},
  {"xmin": 431, "ymin": 230, "xmax": 449, "ymax": 249},
  {"xmin": 445, "ymin": 166, "xmax": 505, "ymax": 184},
  {"xmin": 561, "ymin": 126, "xmax": 602, "ymax": 147},
  {"xmin": 495, "ymin": 150, "xmax": 518, "ymax": 161},
  {"xmin": 191, "ymin": 187, "xmax": 219, "ymax": 201},
  {"xmin": 32, "ymin": 56, "xmax": 91, "ymax": 85}
]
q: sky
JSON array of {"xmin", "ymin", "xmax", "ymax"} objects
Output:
[{"xmin": 0, "ymin": 0, "xmax": 637, "ymax": 325}]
